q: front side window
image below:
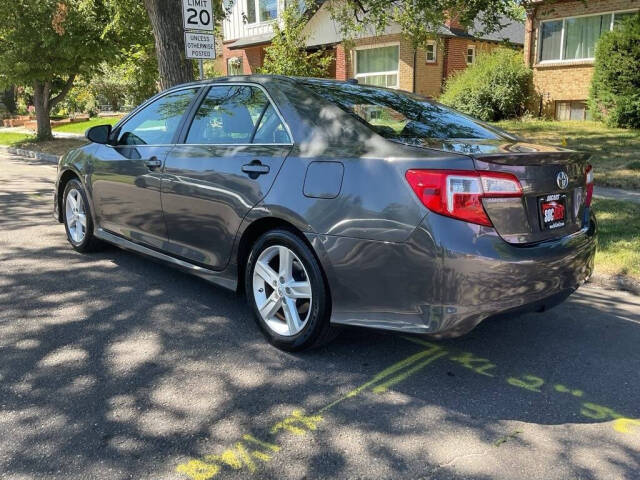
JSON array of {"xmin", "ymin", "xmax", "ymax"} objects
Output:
[
  {"xmin": 425, "ymin": 41, "xmax": 437, "ymax": 63},
  {"xmin": 246, "ymin": 0, "xmax": 277, "ymax": 23},
  {"xmin": 302, "ymin": 80, "xmax": 504, "ymax": 142},
  {"xmin": 538, "ymin": 11, "xmax": 638, "ymax": 62},
  {"xmin": 466, "ymin": 45, "xmax": 476, "ymax": 64},
  {"xmin": 355, "ymin": 45, "xmax": 399, "ymax": 88},
  {"xmin": 186, "ymin": 85, "xmax": 290, "ymax": 144},
  {"xmin": 116, "ymin": 88, "xmax": 198, "ymax": 146}
]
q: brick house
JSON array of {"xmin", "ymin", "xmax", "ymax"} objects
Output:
[
  {"xmin": 221, "ymin": 1, "xmax": 524, "ymax": 98},
  {"xmin": 524, "ymin": 0, "xmax": 639, "ymax": 120}
]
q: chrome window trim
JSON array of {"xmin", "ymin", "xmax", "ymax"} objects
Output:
[
  {"xmin": 183, "ymin": 81, "xmax": 294, "ymax": 146},
  {"xmin": 105, "ymin": 81, "xmax": 294, "ymax": 149}
]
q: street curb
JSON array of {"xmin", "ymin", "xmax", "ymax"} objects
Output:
[
  {"xmin": 0, "ymin": 146, "xmax": 60, "ymax": 164},
  {"xmin": 587, "ymin": 273, "xmax": 640, "ymax": 296}
]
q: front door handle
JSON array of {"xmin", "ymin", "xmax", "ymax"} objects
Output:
[
  {"xmin": 144, "ymin": 157, "xmax": 162, "ymax": 170},
  {"xmin": 242, "ymin": 160, "xmax": 270, "ymax": 178}
]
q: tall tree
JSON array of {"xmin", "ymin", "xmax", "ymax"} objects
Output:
[
  {"xmin": 0, "ymin": 0, "xmax": 118, "ymax": 139},
  {"xmin": 141, "ymin": 0, "xmax": 227, "ymax": 88},
  {"xmin": 143, "ymin": 0, "xmax": 194, "ymax": 89}
]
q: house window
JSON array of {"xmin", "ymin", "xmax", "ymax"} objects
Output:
[
  {"xmin": 466, "ymin": 45, "xmax": 476, "ymax": 64},
  {"xmin": 425, "ymin": 40, "xmax": 437, "ymax": 63},
  {"xmin": 246, "ymin": 0, "xmax": 278, "ymax": 24},
  {"xmin": 227, "ymin": 57, "xmax": 243, "ymax": 75},
  {"xmin": 355, "ymin": 45, "xmax": 399, "ymax": 88},
  {"xmin": 538, "ymin": 10, "xmax": 638, "ymax": 62},
  {"xmin": 555, "ymin": 100, "xmax": 591, "ymax": 121}
]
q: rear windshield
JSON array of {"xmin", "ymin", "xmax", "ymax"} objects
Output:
[{"xmin": 301, "ymin": 80, "xmax": 508, "ymax": 143}]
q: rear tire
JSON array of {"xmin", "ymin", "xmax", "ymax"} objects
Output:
[
  {"xmin": 62, "ymin": 179, "xmax": 104, "ymax": 253},
  {"xmin": 245, "ymin": 229, "xmax": 337, "ymax": 351}
]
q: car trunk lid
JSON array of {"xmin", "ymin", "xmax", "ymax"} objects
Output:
[{"xmin": 423, "ymin": 139, "xmax": 591, "ymax": 244}]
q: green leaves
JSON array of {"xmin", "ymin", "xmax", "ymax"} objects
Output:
[
  {"xmin": 259, "ymin": 4, "xmax": 333, "ymax": 78},
  {"xmin": 589, "ymin": 13, "xmax": 640, "ymax": 129},
  {"xmin": 327, "ymin": 0, "xmax": 524, "ymax": 49},
  {"xmin": 440, "ymin": 47, "xmax": 533, "ymax": 122}
]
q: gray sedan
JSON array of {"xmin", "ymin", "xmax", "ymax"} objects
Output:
[{"xmin": 53, "ymin": 76, "xmax": 597, "ymax": 350}]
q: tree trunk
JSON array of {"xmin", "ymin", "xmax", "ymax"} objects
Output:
[
  {"xmin": 144, "ymin": 0, "xmax": 194, "ymax": 89},
  {"xmin": 32, "ymin": 75, "xmax": 76, "ymax": 141},
  {"xmin": 2, "ymin": 86, "xmax": 17, "ymax": 114},
  {"xmin": 33, "ymin": 81, "xmax": 52, "ymax": 140}
]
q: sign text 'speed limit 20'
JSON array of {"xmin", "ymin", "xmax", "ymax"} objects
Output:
[{"xmin": 182, "ymin": 0, "xmax": 213, "ymax": 31}]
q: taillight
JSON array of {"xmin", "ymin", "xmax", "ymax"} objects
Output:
[
  {"xmin": 405, "ymin": 169, "xmax": 522, "ymax": 227},
  {"xmin": 585, "ymin": 164, "xmax": 594, "ymax": 207}
]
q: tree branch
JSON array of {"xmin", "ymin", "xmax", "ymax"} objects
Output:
[{"xmin": 48, "ymin": 74, "xmax": 76, "ymax": 110}]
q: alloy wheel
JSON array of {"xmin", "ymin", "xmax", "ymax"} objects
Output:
[
  {"xmin": 65, "ymin": 188, "xmax": 87, "ymax": 244},
  {"xmin": 252, "ymin": 245, "xmax": 312, "ymax": 336}
]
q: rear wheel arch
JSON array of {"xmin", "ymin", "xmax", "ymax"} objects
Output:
[{"xmin": 236, "ymin": 217, "xmax": 331, "ymax": 303}]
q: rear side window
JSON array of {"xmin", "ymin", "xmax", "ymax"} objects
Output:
[
  {"xmin": 116, "ymin": 88, "xmax": 198, "ymax": 146},
  {"xmin": 186, "ymin": 85, "xmax": 290, "ymax": 145},
  {"xmin": 302, "ymin": 80, "xmax": 503, "ymax": 142}
]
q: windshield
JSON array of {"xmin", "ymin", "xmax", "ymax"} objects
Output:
[{"xmin": 301, "ymin": 80, "xmax": 508, "ymax": 143}]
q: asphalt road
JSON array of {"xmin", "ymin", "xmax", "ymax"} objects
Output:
[{"xmin": 0, "ymin": 151, "xmax": 638, "ymax": 480}]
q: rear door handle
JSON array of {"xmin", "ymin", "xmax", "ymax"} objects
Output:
[
  {"xmin": 242, "ymin": 160, "xmax": 270, "ymax": 177},
  {"xmin": 144, "ymin": 157, "xmax": 162, "ymax": 170}
]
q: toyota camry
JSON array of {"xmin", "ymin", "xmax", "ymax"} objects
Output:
[{"xmin": 53, "ymin": 76, "xmax": 597, "ymax": 351}]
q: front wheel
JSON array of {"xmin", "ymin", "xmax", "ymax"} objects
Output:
[
  {"xmin": 245, "ymin": 229, "xmax": 336, "ymax": 351},
  {"xmin": 62, "ymin": 179, "xmax": 103, "ymax": 253}
]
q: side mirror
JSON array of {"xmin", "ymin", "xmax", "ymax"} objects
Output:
[{"xmin": 86, "ymin": 124, "xmax": 112, "ymax": 144}]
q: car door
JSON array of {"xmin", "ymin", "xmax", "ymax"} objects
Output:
[
  {"xmin": 90, "ymin": 87, "xmax": 200, "ymax": 249},
  {"xmin": 161, "ymin": 84, "xmax": 293, "ymax": 269}
]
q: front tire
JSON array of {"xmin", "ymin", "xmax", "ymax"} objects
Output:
[
  {"xmin": 245, "ymin": 229, "xmax": 336, "ymax": 351},
  {"xmin": 62, "ymin": 179, "xmax": 103, "ymax": 253}
]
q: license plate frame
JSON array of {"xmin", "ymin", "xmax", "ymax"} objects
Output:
[{"xmin": 539, "ymin": 193, "xmax": 567, "ymax": 230}]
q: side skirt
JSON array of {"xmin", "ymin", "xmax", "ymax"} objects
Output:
[{"xmin": 94, "ymin": 228, "xmax": 238, "ymax": 291}]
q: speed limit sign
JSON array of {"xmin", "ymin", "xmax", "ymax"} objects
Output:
[{"xmin": 182, "ymin": 0, "xmax": 213, "ymax": 31}]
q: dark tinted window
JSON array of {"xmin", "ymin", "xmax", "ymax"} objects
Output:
[
  {"xmin": 117, "ymin": 88, "xmax": 198, "ymax": 146},
  {"xmin": 301, "ymin": 80, "xmax": 504, "ymax": 142},
  {"xmin": 186, "ymin": 85, "xmax": 289, "ymax": 144},
  {"xmin": 253, "ymin": 104, "xmax": 290, "ymax": 144}
]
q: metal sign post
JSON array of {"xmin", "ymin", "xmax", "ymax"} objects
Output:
[{"xmin": 182, "ymin": 0, "xmax": 215, "ymax": 80}]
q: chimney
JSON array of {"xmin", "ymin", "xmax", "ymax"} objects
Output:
[{"xmin": 445, "ymin": 12, "xmax": 464, "ymax": 31}]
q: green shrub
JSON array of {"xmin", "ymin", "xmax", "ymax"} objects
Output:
[
  {"xmin": 440, "ymin": 48, "xmax": 533, "ymax": 122},
  {"xmin": 589, "ymin": 13, "xmax": 640, "ymax": 129}
]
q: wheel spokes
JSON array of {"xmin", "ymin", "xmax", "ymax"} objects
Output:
[
  {"xmin": 287, "ymin": 281, "xmax": 311, "ymax": 299},
  {"xmin": 254, "ymin": 260, "xmax": 278, "ymax": 286},
  {"xmin": 259, "ymin": 292, "xmax": 282, "ymax": 320},
  {"xmin": 67, "ymin": 192, "xmax": 77, "ymax": 211},
  {"xmin": 282, "ymin": 297, "xmax": 302, "ymax": 334},
  {"xmin": 278, "ymin": 246, "xmax": 293, "ymax": 280}
]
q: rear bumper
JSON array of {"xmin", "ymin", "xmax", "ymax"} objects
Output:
[{"xmin": 314, "ymin": 211, "xmax": 596, "ymax": 336}]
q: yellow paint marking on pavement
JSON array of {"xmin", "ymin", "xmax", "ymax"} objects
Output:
[
  {"xmin": 318, "ymin": 343, "xmax": 444, "ymax": 413},
  {"xmin": 401, "ymin": 336, "xmax": 637, "ymax": 436},
  {"xmin": 372, "ymin": 351, "xmax": 448, "ymax": 393},
  {"xmin": 613, "ymin": 418, "xmax": 640, "ymax": 434},
  {"xmin": 176, "ymin": 342, "xmax": 448, "ymax": 479}
]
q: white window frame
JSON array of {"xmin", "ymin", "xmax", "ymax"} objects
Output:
[
  {"xmin": 466, "ymin": 45, "xmax": 476, "ymax": 65},
  {"xmin": 425, "ymin": 40, "xmax": 437, "ymax": 63},
  {"xmin": 354, "ymin": 42, "xmax": 400, "ymax": 89},
  {"xmin": 245, "ymin": 0, "xmax": 279, "ymax": 25},
  {"xmin": 536, "ymin": 9, "xmax": 638, "ymax": 64}
]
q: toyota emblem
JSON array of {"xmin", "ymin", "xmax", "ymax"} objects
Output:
[{"xmin": 556, "ymin": 171, "xmax": 569, "ymax": 190}]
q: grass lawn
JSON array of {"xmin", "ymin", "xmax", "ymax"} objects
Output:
[
  {"xmin": 53, "ymin": 116, "xmax": 121, "ymax": 134},
  {"xmin": 0, "ymin": 131, "xmax": 36, "ymax": 145},
  {"xmin": 592, "ymin": 198, "xmax": 640, "ymax": 280},
  {"xmin": 494, "ymin": 119, "xmax": 640, "ymax": 191},
  {"xmin": 0, "ymin": 132, "xmax": 87, "ymax": 157}
]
